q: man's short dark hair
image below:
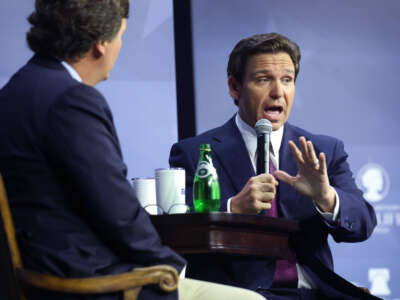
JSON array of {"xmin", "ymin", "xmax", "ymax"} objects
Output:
[
  {"xmin": 27, "ymin": 0, "xmax": 130, "ymax": 62},
  {"xmin": 227, "ymin": 33, "xmax": 301, "ymax": 105}
]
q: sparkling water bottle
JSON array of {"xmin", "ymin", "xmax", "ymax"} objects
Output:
[{"xmin": 193, "ymin": 144, "xmax": 220, "ymax": 212}]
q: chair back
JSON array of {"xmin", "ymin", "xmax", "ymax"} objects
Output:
[
  {"xmin": 0, "ymin": 174, "xmax": 179, "ymax": 300},
  {"xmin": 0, "ymin": 174, "xmax": 23, "ymax": 300}
]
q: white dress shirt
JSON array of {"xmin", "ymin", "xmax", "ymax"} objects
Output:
[
  {"xmin": 61, "ymin": 61, "xmax": 82, "ymax": 82},
  {"xmin": 227, "ymin": 113, "xmax": 341, "ymax": 289}
]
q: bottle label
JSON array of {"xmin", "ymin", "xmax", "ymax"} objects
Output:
[{"xmin": 195, "ymin": 161, "xmax": 212, "ymax": 178}]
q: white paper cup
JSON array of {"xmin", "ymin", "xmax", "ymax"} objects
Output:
[
  {"xmin": 155, "ymin": 168, "xmax": 186, "ymax": 214},
  {"xmin": 132, "ymin": 177, "xmax": 161, "ymax": 215},
  {"xmin": 167, "ymin": 203, "xmax": 191, "ymax": 214}
]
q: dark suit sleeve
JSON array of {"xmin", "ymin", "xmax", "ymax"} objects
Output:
[
  {"xmin": 169, "ymin": 142, "xmax": 196, "ymax": 211},
  {"xmin": 43, "ymin": 84, "xmax": 185, "ymax": 271},
  {"xmin": 323, "ymin": 139, "xmax": 377, "ymax": 243}
]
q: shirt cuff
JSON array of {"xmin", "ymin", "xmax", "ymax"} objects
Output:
[
  {"xmin": 227, "ymin": 197, "xmax": 233, "ymax": 213},
  {"xmin": 314, "ymin": 188, "xmax": 340, "ymax": 221}
]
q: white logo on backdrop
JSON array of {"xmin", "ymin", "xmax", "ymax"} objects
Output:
[
  {"xmin": 369, "ymin": 268, "xmax": 391, "ymax": 296},
  {"xmin": 356, "ymin": 163, "xmax": 390, "ymax": 203}
]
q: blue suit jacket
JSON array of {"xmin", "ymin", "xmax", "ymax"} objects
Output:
[
  {"xmin": 170, "ymin": 116, "xmax": 377, "ymax": 299},
  {"xmin": 0, "ymin": 55, "xmax": 186, "ymax": 300}
]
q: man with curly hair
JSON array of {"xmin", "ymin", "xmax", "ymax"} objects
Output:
[{"xmin": 0, "ymin": 1, "xmax": 266, "ymax": 300}]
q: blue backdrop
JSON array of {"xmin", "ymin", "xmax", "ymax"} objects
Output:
[
  {"xmin": 1, "ymin": 1, "xmax": 399, "ymax": 298},
  {"xmin": 191, "ymin": 0, "xmax": 400, "ymax": 298}
]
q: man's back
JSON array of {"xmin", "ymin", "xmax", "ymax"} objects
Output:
[{"xmin": 0, "ymin": 55, "xmax": 185, "ymax": 299}]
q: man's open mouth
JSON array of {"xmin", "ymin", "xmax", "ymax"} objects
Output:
[
  {"xmin": 265, "ymin": 106, "xmax": 283, "ymax": 113},
  {"xmin": 264, "ymin": 105, "xmax": 283, "ymax": 121}
]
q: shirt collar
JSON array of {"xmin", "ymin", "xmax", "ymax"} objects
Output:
[
  {"xmin": 235, "ymin": 112, "xmax": 284, "ymax": 159},
  {"xmin": 61, "ymin": 61, "xmax": 82, "ymax": 83}
]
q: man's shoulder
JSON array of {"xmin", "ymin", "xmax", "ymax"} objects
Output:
[
  {"xmin": 169, "ymin": 117, "xmax": 238, "ymax": 169},
  {"xmin": 285, "ymin": 123, "xmax": 344, "ymax": 160},
  {"xmin": 173, "ymin": 117, "xmax": 235, "ymax": 149},
  {"xmin": 1, "ymin": 55, "xmax": 109, "ymax": 124},
  {"xmin": 2, "ymin": 55, "xmax": 81, "ymax": 98},
  {"xmin": 29, "ymin": 56, "xmax": 106, "ymax": 107},
  {"xmin": 286, "ymin": 122, "xmax": 341, "ymax": 145}
]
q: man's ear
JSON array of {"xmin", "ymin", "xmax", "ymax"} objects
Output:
[
  {"xmin": 93, "ymin": 40, "xmax": 108, "ymax": 59},
  {"xmin": 228, "ymin": 76, "xmax": 241, "ymax": 102}
]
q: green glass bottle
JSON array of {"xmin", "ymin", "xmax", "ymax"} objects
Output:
[{"xmin": 193, "ymin": 144, "xmax": 220, "ymax": 212}]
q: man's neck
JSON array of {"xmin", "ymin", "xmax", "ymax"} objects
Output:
[{"xmin": 66, "ymin": 56, "xmax": 100, "ymax": 86}]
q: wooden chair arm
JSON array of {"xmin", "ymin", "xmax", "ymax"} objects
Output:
[{"xmin": 16, "ymin": 264, "xmax": 179, "ymax": 294}]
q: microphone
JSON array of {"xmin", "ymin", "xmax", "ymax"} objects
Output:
[{"xmin": 254, "ymin": 118, "xmax": 272, "ymax": 175}]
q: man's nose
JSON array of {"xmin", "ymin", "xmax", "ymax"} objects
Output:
[{"xmin": 270, "ymin": 81, "xmax": 283, "ymax": 99}]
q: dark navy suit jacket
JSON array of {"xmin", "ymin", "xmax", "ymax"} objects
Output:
[
  {"xmin": 169, "ymin": 116, "xmax": 377, "ymax": 299},
  {"xmin": 0, "ymin": 55, "xmax": 186, "ymax": 300}
]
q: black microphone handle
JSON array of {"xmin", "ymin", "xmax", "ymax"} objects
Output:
[
  {"xmin": 256, "ymin": 133, "xmax": 271, "ymax": 175},
  {"xmin": 256, "ymin": 134, "xmax": 266, "ymax": 175}
]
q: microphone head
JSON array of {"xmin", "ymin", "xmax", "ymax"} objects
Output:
[{"xmin": 254, "ymin": 118, "xmax": 272, "ymax": 135}]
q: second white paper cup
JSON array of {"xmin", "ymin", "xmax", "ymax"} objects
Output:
[
  {"xmin": 155, "ymin": 168, "xmax": 186, "ymax": 213},
  {"xmin": 132, "ymin": 177, "xmax": 160, "ymax": 215}
]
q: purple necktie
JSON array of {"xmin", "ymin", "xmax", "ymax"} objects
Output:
[{"xmin": 267, "ymin": 159, "xmax": 298, "ymax": 288}]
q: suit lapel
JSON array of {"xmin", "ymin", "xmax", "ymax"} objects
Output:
[{"xmin": 211, "ymin": 117, "xmax": 255, "ymax": 194}]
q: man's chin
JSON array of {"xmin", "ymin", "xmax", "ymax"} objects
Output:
[
  {"xmin": 271, "ymin": 120, "xmax": 285, "ymax": 131},
  {"xmin": 102, "ymin": 73, "xmax": 110, "ymax": 81}
]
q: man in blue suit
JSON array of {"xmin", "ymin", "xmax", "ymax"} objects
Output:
[
  {"xmin": 170, "ymin": 33, "xmax": 377, "ymax": 299},
  {"xmin": 0, "ymin": 1, "xmax": 267, "ymax": 300}
]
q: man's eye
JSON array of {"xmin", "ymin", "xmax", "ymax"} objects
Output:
[{"xmin": 282, "ymin": 77, "xmax": 293, "ymax": 84}]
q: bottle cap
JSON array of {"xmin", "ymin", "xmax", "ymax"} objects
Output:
[{"xmin": 200, "ymin": 144, "xmax": 211, "ymax": 150}]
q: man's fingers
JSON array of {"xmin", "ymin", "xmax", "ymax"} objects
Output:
[
  {"xmin": 258, "ymin": 183, "xmax": 276, "ymax": 193},
  {"xmin": 288, "ymin": 140, "xmax": 305, "ymax": 165},
  {"xmin": 249, "ymin": 181, "xmax": 276, "ymax": 198},
  {"xmin": 253, "ymin": 192, "xmax": 275, "ymax": 206},
  {"xmin": 299, "ymin": 136, "xmax": 309, "ymax": 160},
  {"xmin": 256, "ymin": 201, "xmax": 271, "ymax": 212},
  {"xmin": 274, "ymin": 170, "xmax": 294, "ymax": 185},
  {"xmin": 319, "ymin": 152, "xmax": 327, "ymax": 173},
  {"xmin": 307, "ymin": 140, "xmax": 320, "ymax": 168},
  {"xmin": 298, "ymin": 138, "xmax": 322, "ymax": 170},
  {"xmin": 254, "ymin": 173, "xmax": 278, "ymax": 185},
  {"xmin": 260, "ymin": 202, "xmax": 272, "ymax": 210}
]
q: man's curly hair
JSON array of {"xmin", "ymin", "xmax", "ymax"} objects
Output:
[{"xmin": 26, "ymin": 0, "xmax": 130, "ymax": 62}]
